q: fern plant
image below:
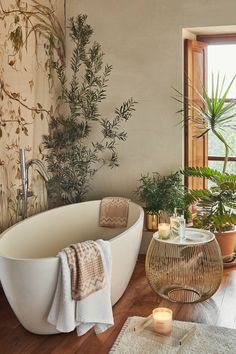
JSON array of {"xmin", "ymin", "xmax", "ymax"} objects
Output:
[
  {"xmin": 43, "ymin": 15, "xmax": 136, "ymax": 206},
  {"xmin": 183, "ymin": 167, "xmax": 236, "ymax": 232},
  {"xmin": 135, "ymin": 172, "xmax": 186, "ymax": 214}
]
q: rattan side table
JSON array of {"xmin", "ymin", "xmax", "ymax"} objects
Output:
[{"xmin": 145, "ymin": 228, "xmax": 223, "ymax": 303}]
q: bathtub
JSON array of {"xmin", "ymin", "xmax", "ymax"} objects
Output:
[{"xmin": 0, "ymin": 200, "xmax": 144, "ymax": 335}]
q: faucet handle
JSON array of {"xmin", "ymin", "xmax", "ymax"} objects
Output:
[
  {"xmin": 27, "ymin": 190, "xmax": 34, "ymax": 197},
  {"xmin": 17, "ymin": 189, "xmax": 34, "ymax": 199}
]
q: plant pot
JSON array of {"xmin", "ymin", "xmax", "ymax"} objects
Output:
[
  {"xmin": 215, "ymin": 229, "xmax": 236, "ymax": 267},
  {"xmin": 145, "ymin": 211, "xmax": 159, "ymax": 231}
]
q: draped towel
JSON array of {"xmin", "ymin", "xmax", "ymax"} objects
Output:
[
  {"xmin": 64, "ymin": 241, "xmax": 105, "ymax": 300},
  {"xmin": 47, "ymin": 240, "xmax": 114, "ymax": 335},
  {"xmin": 99, "ymin": 197, "xmax": 130, "ymax": 228}
]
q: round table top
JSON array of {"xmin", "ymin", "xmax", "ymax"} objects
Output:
[{"xmin": 153, "ymin": 228, "xmax": 215, "ymax": 245}]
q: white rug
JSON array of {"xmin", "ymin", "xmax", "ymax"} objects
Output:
[{"xmin": 109, "ymin": 316, "xmax": 236, "ymax": 354}]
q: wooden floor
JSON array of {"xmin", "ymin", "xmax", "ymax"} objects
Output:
[{"xmin": 1, "ymin": 256, "xmax": 236, "ymax": 354}]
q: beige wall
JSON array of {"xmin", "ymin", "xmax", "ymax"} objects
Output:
[{"xmin": 66, "ymin": 0, "xmax": 236, "ymax": 200}]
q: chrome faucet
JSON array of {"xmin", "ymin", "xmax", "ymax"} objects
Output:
[{"xmin": 18, "ymin": 148, "xmax": 50, "ymax": 220}]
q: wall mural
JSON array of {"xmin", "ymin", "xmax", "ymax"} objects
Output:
[
  {"xmin": 0, "ymin": 0, "xmax": 64, "ymax": 232},
  {"xmin": 0, "ymin": 2, "xmax": 136, "ymax": 232}
]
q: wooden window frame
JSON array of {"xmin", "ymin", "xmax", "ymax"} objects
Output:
[
  {"xmin": 184, "ymin": 39, "xmax": 208, "ymax": 189},
  {"xmin": 197, "ymin": 34, "xmax": 236, "ymax": 168},
  {"xmin": 197, "ymin": 33, "xmax": 236, "ymax": 45}
]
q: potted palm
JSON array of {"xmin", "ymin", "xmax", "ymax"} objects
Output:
[
  {"xmin": 184, "ymin": 167, "xmax": 236, "ymax": 261},
  {"xmin": 176, "ymin": 74, "xmax": 236, "ymax": 265},
  {"xmin": 136, "ymin": 172, "xmax": 185, "ymax": 231}
]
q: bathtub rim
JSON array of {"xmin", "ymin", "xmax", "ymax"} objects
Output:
[{"xmin": 0, "ymin": 200, "xmax": 144, "ymax": 261}]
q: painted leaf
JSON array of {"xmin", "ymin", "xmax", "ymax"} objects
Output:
[
  {"xmin": 29, "ymin": 80, "xmax": 34, "ymax": 91},
  {"xmin": 8, "ymin": 60, "xmax": 15, "ymax": 66},
  {"xmin": 24, "ymin": 127, "xmax": 29, "ymax": 136},
  {"xmin": 14, "ymin": 15, "xmax": 20, "ymax": 24}
]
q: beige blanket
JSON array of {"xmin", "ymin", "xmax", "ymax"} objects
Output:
[
  {"xmin": 64, "ymin": 241, "xmax": 105, "ymax": 301},
  {"xmin": 99, "ymin": 197, "xmax": 130, "ymax": 228}
]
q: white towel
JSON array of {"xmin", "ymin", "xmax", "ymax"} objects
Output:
[
  {"xmin": 47, "ymin": 239, "xmax": 114, "ymax": 335},
  {"xmin": 47, "ymin": 251, "xmax": 76, "ymax": 332},
  {"xmin": 75, "ymin": 239, "xmax": 114, "ymax": 335}
]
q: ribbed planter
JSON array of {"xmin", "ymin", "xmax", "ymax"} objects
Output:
[{"xmin": 145, "ymin": 211, "xmax": 159, "ymax": 231}]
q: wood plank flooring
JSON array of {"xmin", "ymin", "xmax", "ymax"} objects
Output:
[{"xmin": 0, "ymin": 256, "xmax": 236, "ymax": 354}]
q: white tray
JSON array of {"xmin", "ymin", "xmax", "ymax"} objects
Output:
[{"xmin": 153, "ymin": 228, "xmax": 215, "ymax": 245}]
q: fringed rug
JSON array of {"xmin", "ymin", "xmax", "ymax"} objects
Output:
[{"xmin": 109, "ymin": 316, "xmax": 236, "ymax": 354}]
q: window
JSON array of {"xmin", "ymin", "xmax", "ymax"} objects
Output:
[
  {"xmin": 184, "ymin": 39, "xmax": 207, "ymax": 189},
  {"xmin": 184, "ymin": 35, "xmax": 236, "ymax": 188},
  {"xmin": 207, "ymin": 42, "xmax": 236, "ymax": 174}
]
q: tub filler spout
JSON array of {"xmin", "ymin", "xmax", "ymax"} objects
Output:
[{"xmin": 17, "ymin": 148, "xmax": 50, "ymax": 220}]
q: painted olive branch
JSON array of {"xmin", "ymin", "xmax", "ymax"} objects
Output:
[
  {"xmin": 0, "ymin": 0, "xmax": 65, "ymax": 60},
  {"xmin": 0, "ymin": 80, "xmax": 50, "ymax": 116}
]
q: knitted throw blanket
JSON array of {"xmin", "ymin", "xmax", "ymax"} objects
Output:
[
  {"xmin": 64, "ymin": 241, "xmax": 105, "ymax": 301},
  {"xmin": 99, "ymin": 197, "xmax": 130, "ymax": 228}
]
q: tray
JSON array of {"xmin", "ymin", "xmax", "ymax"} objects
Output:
[{"xmin": 153, "ymin": 228, "xmax": 215, "ymax": 245}]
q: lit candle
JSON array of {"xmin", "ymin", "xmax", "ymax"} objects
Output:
[
  {"xmin": 158, "ymin": 223, "xmax": 170, "ymax": 239},
  {"xmin": 152, "ymin": 308, "xmax": 172, "ymax": 336}
]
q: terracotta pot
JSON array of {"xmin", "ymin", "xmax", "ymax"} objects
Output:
[
  {"xmin": 215, "ymin": 229, "xmax": 236, "ymax": 259},
  {"xmin": 145, "ymin": 211, "xmax": 159, "ymax": 231}
]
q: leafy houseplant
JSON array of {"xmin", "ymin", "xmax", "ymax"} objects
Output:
[
  {"xmin": 136, "ymin": 172, "xmax": 185, "ymax": 231},
  {"xmin": 43, "ymin": 15, "xmax": 136, "ymax": 206},
  {"xmin": 174, "ymin": 74, "xmax": 236, "ymax": 173},
  {"xmin": 184, "ymin": 167, "xmax": 236, "ymax": 231},
  {"xmin": 184, "ymin": 167, "xmax": 236, "ymax": 261},
  {"xmin": 176, "ymin": 75, "xmax": 236, "ymax": 263}
]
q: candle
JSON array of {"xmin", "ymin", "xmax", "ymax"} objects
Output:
[
  {"xmin": 152, "ymin": 308, "xmax": 172, "ymax": 336},
  {"xmin": 158, "ymin": 223, "xmax": 170, "ymax": 239}
]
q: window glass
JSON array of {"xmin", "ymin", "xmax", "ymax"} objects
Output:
[
  {"xmin": 208, "ymin": 160, "xmax": 236, "ymax": 174},
  {"xmin": 208, "ymin": 105, "xmax": 236, "ymax": 157},
  {"xmin": 208, "ymin": 44, "xmax": 236, "ymax": 99},
  {"xmin": 208, "ymin": 43, "xmax": 236, "ymax": 174}
]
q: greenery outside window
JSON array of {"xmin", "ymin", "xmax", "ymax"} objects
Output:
[{"xmin": 206, "ymin": 40, "xmax": 236, "ymax": 174}]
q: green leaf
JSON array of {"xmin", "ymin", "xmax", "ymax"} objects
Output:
[
  {"xmin": 174, "ymin": 74, "xmax": 236, "ymax": 174},
  {"xmin": 43, "ymin": 14, "xmax": 137, "ymax": 205}
]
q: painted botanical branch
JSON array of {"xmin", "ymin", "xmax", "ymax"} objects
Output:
[
  {"xmin": 0, "ymin": 0, "xmax": 65, "ymax": 64},
  {"xmin": 0, "ymin": 0, "xmax": 65, "ymax": 139},
  {"xmin": 1, "ymin": 80, "xmax": 50, "ymax": 115},
  {"xmin": 0, "ymin": 79, "xmax": 51, "ymax": 137}
]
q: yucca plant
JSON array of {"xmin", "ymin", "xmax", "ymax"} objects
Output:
[
  {"xmin": 175, "ymin": 74, "xmax": 236, "ymax": 232},
  {"xmin": 183, "ymin": 166, "xmax": 236, "ymax": 232},
  {"xmin": 174, "ymin": 74, "xmax": 236, "ymax": 173}
]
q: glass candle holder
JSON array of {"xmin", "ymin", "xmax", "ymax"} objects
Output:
[
  {"xmin": 152, "ymin": 307, "xmax": 172, "ymax": 336},
  {"xmin": 158, "ymin": 223, "xmax": 170, "ymax": 239},
  {"xmin": 170, "ymin": 208, "xmax": 186, "ymax": 239}
]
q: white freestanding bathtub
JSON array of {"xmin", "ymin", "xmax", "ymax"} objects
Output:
[{"xmin": 0, "ymin": 200, "xmax": 144, "ymax": 335}]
